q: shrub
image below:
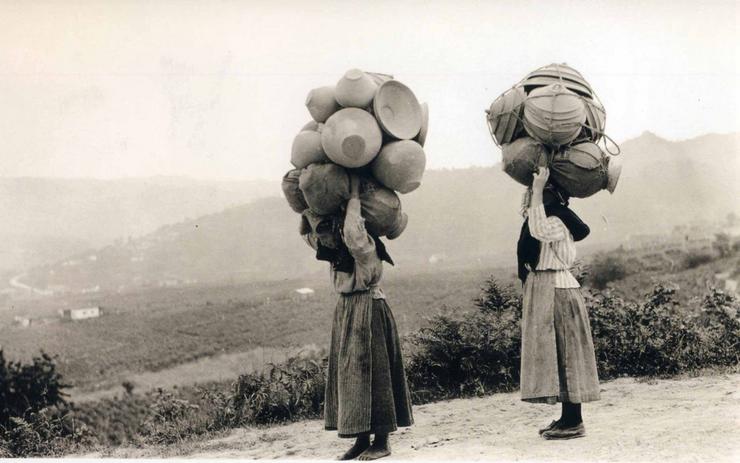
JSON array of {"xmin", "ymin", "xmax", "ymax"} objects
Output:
[
  {"xmin": 587, "ymin": 253, "xmax": 629, "ymax": 289},
  {"xmin": 140, "ymin": 389, "xmax": 207, "ymax": 445},
  {"xmin": 406, "ymin": 279, "xmax": 522, "ymax": 403},
  {"xmin": 587, "ymin": 283, "xmax": 707, "ymax": 378},
  {"xmin": 697, "ymin": 288, "xmax": 740, "ymax": 365},
  {"xmin": 0, "ymin": 350, "xmax": 69, "ymax": 428},
  {"xmin": 231, "ymin": 356, "xmax": 326, "ymax": 425}
]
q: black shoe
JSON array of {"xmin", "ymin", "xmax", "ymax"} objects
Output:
[
  {"xmin": 538, "ymin": 420, "xmax": 561, "ymax": 435},
  {"xmin": 542, "ymin": 422, "xmax": 585, "ymax": 440}
]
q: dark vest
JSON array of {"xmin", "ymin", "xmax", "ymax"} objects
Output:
[{"xmin": 517, "ymin": 204, "xmax": 590, "ymax": 284}]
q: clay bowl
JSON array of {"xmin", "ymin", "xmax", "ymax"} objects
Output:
[{"xmin": 373, "ymin": 80, "xmax": 422, "ymax": 140}]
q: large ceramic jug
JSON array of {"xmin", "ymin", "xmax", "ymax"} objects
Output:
[
  {"xmin": 501, "ymin": 137, "xmax": 549, "ymax": 186},
  {"xmin": 549, "ymin": 142, "xmax": 608, "ymax": 198},
  {"xmin": 371, "ymin": 140, "xmax": 426, "ymax": 194},
  {"xmin": 321, "ymin": 108, "xmax": 383, "ymax": 168},
  {"xmin": 359, "ymin": 177, "xmax": 406, "ymax": 239}
]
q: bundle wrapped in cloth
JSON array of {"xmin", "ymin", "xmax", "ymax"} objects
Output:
[
  {"xmin": 282, "ymin": 69, "xmax": 429, "ymax": 240},
  {"xmin": 486, "ymin": 63, "xmax": 622, "ymax": 198}
]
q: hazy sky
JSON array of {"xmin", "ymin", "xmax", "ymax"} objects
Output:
[{"xmin": 0, "ymin": 0, "xmax": 737, "ymax": 180}]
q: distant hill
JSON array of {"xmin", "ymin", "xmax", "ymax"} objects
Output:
[
  {"xmin": 20, "ymin": 132, "xmax": 740, "ymax": 292},
  {"xmin": 0, "ymin": 177, "xmax": 276, "ymax": 274}
]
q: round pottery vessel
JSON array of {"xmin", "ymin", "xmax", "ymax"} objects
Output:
[
  {"xmin": 522, "ymin": 63, "xmax": 594, "ymax": 97},
  {"xmin": 487, "ymin": 86, "xmax": 526, "ymax": 145},
  {"xmin": 501, "ymin": 137, "xmax": 549, "ymax": 186},
  {"xmin": 321, "ymin": 108, "xmax": 383, "ymax": 168},
  {"xmin": 370, "ymin": 140, "xmax": 426, "ymax": 194},
  {"xmin": 358, "ymin": 177, "xmax": 406, "ymax": 238},
  {"xmin": 291, "ymin": 130, "xmax": 329, "ymax": 169},
  {"xmin": 305, "ymin": 86, "xmax": 340, "ymax": 122},
  {"xmin": 374, "ymin": 80, "xmax": 422, "ymax": 140},
  {"xmin": 549, "ymin": 142, "xmax": 607, "ymax": 198},
  {"xmin": 336, "ymin": 69, "xmax": 377, "ymax": 108},
  {"xmin": 387, "ymin": 212, "xmax": 408, "ymax": 240},
  {"xmin": 523, "ymin": 84, "xmax": 586, "ymax": 147}
]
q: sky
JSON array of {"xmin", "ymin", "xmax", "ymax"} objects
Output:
[{"xmin": 0, "ymin": 0, "xmax": 737, "ymax": 180}]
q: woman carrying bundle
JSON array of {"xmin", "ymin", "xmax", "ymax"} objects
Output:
[
  {"xmin": 517, "ymin": 167, "xmax": 600, "ymax": 440},
  {"xmin": 301, "ymin": 173, "xmax": 413, "ymax": 460}
]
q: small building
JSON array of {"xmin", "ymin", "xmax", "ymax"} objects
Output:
[
  {"xmin": 294, "ymin": 288, "xmax": 315, "ymax": 300},
  {"xmin": 60, "ymin": 306, "xmax": 101, "ymax": 321}
]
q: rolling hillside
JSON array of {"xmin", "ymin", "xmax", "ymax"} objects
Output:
[
  {"xmin": 19, "ymin": 132, "xmax": 740, "ymax": 292},
  {"xmin": 0, "ymin": 176, "xmax": 276, "ymax": 274}
]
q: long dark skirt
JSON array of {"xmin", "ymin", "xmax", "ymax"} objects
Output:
[
  {"xmin": 324, "ymin": 292, "xmax": 414, "ymax": 437},
  {"xmin": 520, "ymin": 271, "xmax": 601, "ymax": 404}
]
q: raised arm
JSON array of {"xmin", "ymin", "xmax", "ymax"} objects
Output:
[
  {"xmin": 528, "ymin": 168, "xmax": 569, "ymax": 243},
  {"xmin": 342, "ymin": 174, "xmax": 376, "ymax": 262}
]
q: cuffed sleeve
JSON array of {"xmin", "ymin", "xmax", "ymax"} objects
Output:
[
  {"xmin": 342, "ymin": 198, "xmax": 376, "ymax": 262},
  {"xmin": 528, "ymin": 204, "xmax": 568, "ymax": 243}
]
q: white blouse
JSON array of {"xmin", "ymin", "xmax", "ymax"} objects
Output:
[{"xmin": 527, "ymin": 204, "xmax": 580, "ymax": 289}]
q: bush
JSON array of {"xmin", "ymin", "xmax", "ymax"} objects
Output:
[
  {"xmin": 0, "ymin": 350, "xmax": 69, "ymax": 428},
  {"xmin": 0, "ymin": 351, "xmax": 92, "ymax": 457},
  {"xmin": 406, "ymin": 279, "xmax": 522, "ymax": 403},
  {"xmin": 231, "ymin": 356, "xmax": 326, "ymax": 425},
  {"xmin": 587, "ymin": 283, "xmax": 707, "ymax": 378},
  {"xmin": 140, "ymin": 389, "xmax": 207, "ymax": 445},
  {"xmin": 697, "ymin": 288, "xmax": 740, "ymax": 365},
  {"xmin": 587, "ymin": 253, "xmax": 629, "ymax": 289}
]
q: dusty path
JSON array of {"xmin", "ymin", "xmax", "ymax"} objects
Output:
[{"xmin": 79, "ymin": 373, "xmax": 739, "ymax": 461}]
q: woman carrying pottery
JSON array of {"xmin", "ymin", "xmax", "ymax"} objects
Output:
[
  {"xmin": 517, "ymin": 167, "xmax": 600, "ymax": 440},
  {"xmin": 301, "ymin": 173, "xmax": 413, "ymax": 460}
]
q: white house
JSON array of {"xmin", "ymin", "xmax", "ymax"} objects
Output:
[
  {"xmin": 294, "ymin": 288, "xmax": 315, "ymax": 300},
  {"xmin": 60, "ymin": 306, "xmax": 101, "ymax": 321}
]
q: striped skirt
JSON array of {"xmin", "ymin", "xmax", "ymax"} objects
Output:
[
  {"xmin": 324, "ymin": 292, "xmax": 414, "ymax": 437},
  {"xmin": 520, "ymin": 271, "xmax": 601, "ymax": 404}
]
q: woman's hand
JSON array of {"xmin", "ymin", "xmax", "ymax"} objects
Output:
[{"xmin": 531, "ymin": 167, "xmax": 550, "ymax": 192}]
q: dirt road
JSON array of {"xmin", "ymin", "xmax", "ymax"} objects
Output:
[{"xmin": 79, "ymin": 373, "xmax": 740, "ymax": 461}]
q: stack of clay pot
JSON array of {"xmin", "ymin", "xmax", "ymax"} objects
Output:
[
  {"xmin": 282, "ymin": 69, "xmax": 429, "ymax": 239},
  {"xmin": 486, "ymin": 63, "xmax": 622, "ymax": 198}
]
